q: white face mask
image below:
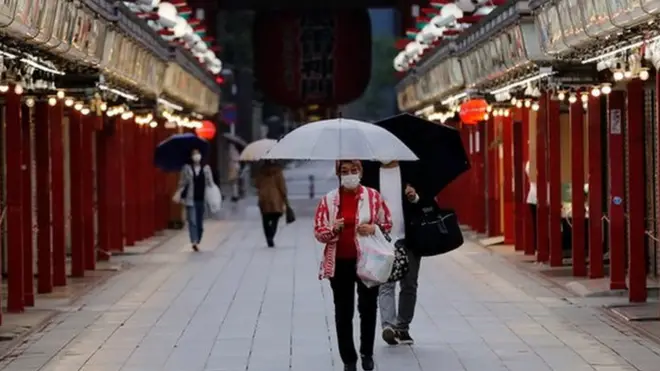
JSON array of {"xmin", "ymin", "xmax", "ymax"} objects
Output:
[
  {"xmin": 341, "ymin": 174, "xmax": 361, "ymax": 189},
  {"xmin": 192, "ymin": 154, "xmax": 202, "ymax": 163}
]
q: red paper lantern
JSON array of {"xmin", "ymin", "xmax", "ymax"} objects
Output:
[
  {"xmin": 196, "ymin": 120, "xmax": 216, "ymax": 140},
  {"xmin": 459, "ymin": 99, "xmax": 488, "ymax": 125}
]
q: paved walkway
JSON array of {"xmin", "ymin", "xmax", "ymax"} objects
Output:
[{"xmin": 1, "ymin": 211, "xmax": 660, "ymax": 371}]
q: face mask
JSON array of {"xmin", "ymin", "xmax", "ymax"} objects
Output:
[
  {"xmin": 192, "ymin": 154, "xmax": 201, "ymax": 163},
  {"xmin": 341, "ymin": 174, "xmax": 361, "ymax": 189}
]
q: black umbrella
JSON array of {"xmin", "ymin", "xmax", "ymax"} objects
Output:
[{"xmin": 373, "ymin": 113, "xmax": 470, "ymax": 196}]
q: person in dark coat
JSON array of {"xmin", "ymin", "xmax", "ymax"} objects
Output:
[
  {"xmin": 361, "ymin": 160, "xmax": 430, "ymax": 346},
  {"xmin": 255, "ymin": 160, "xmax": 288, "ymax": 247}
]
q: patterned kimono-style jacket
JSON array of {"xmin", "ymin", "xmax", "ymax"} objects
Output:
[{"xmin": 313, "ymin": 185, "xmax": 392, "ymax": 279}]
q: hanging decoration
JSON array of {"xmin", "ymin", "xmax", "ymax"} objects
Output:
[
  {"xmin": 459, "ymin": 98, "xmax": 488, "ymax": 125},
  {"xmin": 195, "ymin": 120, "xmax": 216, "ymax": 140}
]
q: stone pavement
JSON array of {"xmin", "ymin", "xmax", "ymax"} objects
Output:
[{"xmin": 1, "ymin": 212, "xmax": 660, "ymax": 371}]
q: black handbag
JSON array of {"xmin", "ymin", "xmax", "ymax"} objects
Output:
[
  {"xmin": 388, "ymin": 239, "xmax": 410, "ymax": 282},
  {"xmin": 285, "ymin": 204, "xmax": 296, "ymax": 224},
  {"xmin": 408, "ymin": 204, "xmax": 464, "ymax": 257}
]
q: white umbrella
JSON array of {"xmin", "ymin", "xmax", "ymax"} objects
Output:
[
  {"xmin": 239, "ymin": 138, "xmax": 277, "ymax": 161},
  {"xmin": 262, "ymin": 118, "xmax": 419, "ymax": 161}
]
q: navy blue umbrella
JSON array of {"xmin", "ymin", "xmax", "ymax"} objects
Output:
[{"xmin": 154, "ymin": 133, "xmax": 209, "ymax": 172}]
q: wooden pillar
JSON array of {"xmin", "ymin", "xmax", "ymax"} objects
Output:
[
  {"xmin": 107, "ymin": 117, "xmax": 123, "ymax": 253},
  {"xmin": 147, "ymin": 126, "xmax": 156, "ymax": 237},
  {"xmin": 536, "ymin": 94, "xmax": 550, "ymax": 263},
  {"xmin": 96, "ymin": 116, "xmax": 110, "ymax": 261},
  {"xmin": 36, "ymin": 100, "xmax": 52, "ymax": 293},
  {"xmin": 115, "ymin": 117, "xmax": 126, "ymax": 251},
  {"xmin": 627, "ymin": 79, "xmax": 646, "ymax": 302},
  {"xmin": 521, "ymin": 106, "xmax": 535, "ymax": 256},
  {"xmin": 475, "ymin": 122, "xmax": 487, "ymax": 234},
  {"xmin": 502, "ymin": 114, "xmax": 515, "ymax": 245},
  {"xmin": 82, "ymin": 114, "xmax": 95, "ymax": 270},
  {"xmin": 123, "ymin": 118, "xmax": 136, "ymax": 246},
  {"xmin": 588, "ymin": 95, "xmax": 605, "ymax": 278},
  {"xmin": 548, "ymin": 98, "xmax": 563, "ymax": 267},
  {"xmin": 69, "ymin": 110, "xmax": 85, "ymax": 277},
  {"xmin": 607, "ymin": 91, "xmax": 627, "ymax": 290},
  {"xmin": 513, "ymin": 114, "xmax": 524, "ymax": 251},
  {"xmin": 487, "ymin": 116, "xmax": 499, "ymax": 236},
  {"xmin": 570, "ymin": 98, "xmax": 587, "ymax": 277},
  {"xmin": 50, "ymin": 101, "xmax": 66, "ymax": 286},
  {"xmin": 6, "ymin": 87, "xmax": 24, "ymax": 312},
  {"xmin": 21, "ymin": 104, "xmax": 34, "ymax": 306}
]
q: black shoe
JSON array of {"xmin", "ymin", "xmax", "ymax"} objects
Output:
[
  {"xmin": 191, "ymin": 244, "xmax": 199, "ymax": 252},
  {"xmin": 361, "ymin": 355, "xmax": 374, "ymax": 371},
  {"xmin": 266, "ymin": 239, "xmax": 274, "ymax": 248},
  {"xmin": 343, "ymin": 364, "xmax": 357, "ymax": 371},
  {"xmin": 382, "ymin": 327, "xmax": 398, "ymax": 345},
  {"xmin": 397, "ymin": 330, "xmax": 414, "ymax": 345}
]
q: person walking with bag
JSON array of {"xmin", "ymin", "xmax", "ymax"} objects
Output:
[
  {"xmin": 362, "ymin": 160, "xmax": 425, "ymax": 345},
  {"xmin": 314, "ymin": 160, "xmax": 392, "ymax": 371},
  {"xmin": 255, "ymin": 160, "xmax": 289, "ymax": 247},
  {"xmin": 173, "ymin": 148, "xmax": 218, "ymax": 251}
]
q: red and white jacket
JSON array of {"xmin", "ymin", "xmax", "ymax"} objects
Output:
[{"xmin": 313, "ymin": 185, "xmax": 392, "ymax": 279}]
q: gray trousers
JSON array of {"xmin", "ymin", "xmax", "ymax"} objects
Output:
[{"xmin": 378, "ymin": 245, "xmax": 421, "ymax": 331}]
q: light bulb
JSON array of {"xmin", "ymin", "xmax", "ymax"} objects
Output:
[
  {"xmin": 601, "ymin": 84, "xmax": 612, "ymax": 95},
  {"xmin": 557, "ymin": 91, "xmax": 565, "ymax": 101},
  {"xmin": 81, "ymin": 107, "xmax": 90, "ymax": 115},
  {"xmin": 0, "ymin": 83, "xmax": 9, "ymax": 93},
  {"xmin": 524, "ymin": 100, "xmax": 531, "ymax": 108},
  {"xmin": 483, "ymin": 114, "xmax": 489, "ymax": 120},
  {"xmin": 515, "ymin": 100, "xmax": 523, "ymax": 108},
  {"xmin": 25, "ymin": 98, "xmax": 35, "ymax": 107},
  {"xmin": 486, "ymin": 105, "xmax": 493, "ymax": 113},
  {"xmin": 624, "ymin": 70, "xmax": 633, "ymax": 79},
  {"xmin": 14, "ymin": 84, "xmax": 23, "ymax": 95},
  {"xmin": 613, "ymin": 71, "xmax": 624, "ymax": 81},
  {"xmin": 56, "ymin": 90, "xmax": 65, "ymax": 99},
  {"xmin": 121, "ymin": 112, "xmax": 130, "ymax": 120},
  {"xmin": 511, "ymin": 97, "xmax": 517, "ymax": 105},
  {"xmin": 74, "ymin": 102, "xmax": 83, "ymax": 111},
  {"xmin": 48, "ymin": 97, "xmax": 57, "ymax": 106},
  {"xmin": 568, "ymin": 94, "xmax": 578, "ymax": 104},
  {"xmin": 492, "ymin": 110, "xmax": 499, "ymax": 117},
  {"xmin": 639, "ymin": 69, "xmax": 650, "ymax": 81},
  {"xmin": 581, "ymin": 93, "xmax": 589, "ymax": 103},
  {"xmin": 149, "ymin": 121, "xmax": 158, "ymax": 128},
  {"xmin": 117, "ymin": 106, "xmax": 125, "ymax": 114},
  {"xmin": 504, "ymin": 110, "xmax": 510, "ymax": 117},
  {"xmin": 65, "ymin": 98, "xmax": 74, "ymax": 107},
  {"xmin": 591, "ymin": 87, "xmax": 601, "ymax": 97},
  {"xmin": 531, "ymin": 102, "xmax": 540, "ymax": 111},
  {"xmin": 100, "ymin": 102, "xmax": 107, "ymax": 111}
]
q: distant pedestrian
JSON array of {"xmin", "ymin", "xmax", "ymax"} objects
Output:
[
  {"xmin": 362, "ymin": 160, "xmax": 425, "ymax": 345},
  {"xmin": 314, "ymin": 160, "xmax": 392, "ymax": 371},
  {"xmin": 173, "ymin": 148, "xmax": 216, "ymax": 251},
  {"xmin": 255, "ymin": 160, "xmax": 288, "ymax": 247}
]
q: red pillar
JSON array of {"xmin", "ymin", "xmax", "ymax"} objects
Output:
[
  {"xmin": 155, "ymin": 125, "xmax": 167, "ymax": 232},
  {"xmin": 487, "ymin": 116, "xmax": 499, "ymax": 236},
  {"xmin": 548, "ymin": 98, "xmax": 563, "ymax": 267},
  {"xmin": 627, "ymin": 79, "xmax": 646, "ymax": 302},
  {"xmin": 36, "ymin": 101, "xmax": 52, "ymax": 293},
  {"xmin": 96, "ymin": 117, "xmax": 110, "ymax": 261},
  {"xmin": 513, "ymin": 114, "xmax": 524, "ymax": 251},
  {"xmin": 116, "ymin": 117, "xmax": 126, "ymax": 251},
  {"xmin": 536, "ymin": 94, "xmax": 550, "ymax": 263},
  {"xmin": 147, "ymin": 126, "xmax": 156, "ymax": 237},
  {"xmin": 475, "ymin": 122, "xmax": 487, "ymax": 234},
  {"xmin": 6, "ymin": 88, "xmax": 24, "ymax": 312},
  {"xmin": 69, "ymin": 110, "xmax": 85, "ymax": 277},
  {"xmin": 588, "ymin": 95, "xmax": 605, "ymax": 278},
  {"xmin": 521, "ymin": 106, "xmax": 534, "ymax": 256},
  {"xmin": 82, "ymin": 114, "xmax": 95, "ymax": 270},
  {"xmin": 50, "ymin": 102, "xmax": 66, "ymax": 286},
  {"xmin": 21, "ymin": 104, "xmax": 34, "ymax": 306},
  {"xmin": 570, "ymin": 98, "xmax": 587, "ymax": 277},
  {"xmin": 502, "ymin": 115, "xmax": 515, "ymax": 245},
  {"xmin": 107, "ymin": 117, "xmax": 123, "ymax": 253},
  {"xmin": 134, "ymin": 123, "xmax": 144, "ymax": 240},
  {"xmin": 607, "ymin": 91, "xmax": 627, "ymax": 290},
  {"xmin": 123, "ymin": 119, "xmax": 136, "ymax": 246}
]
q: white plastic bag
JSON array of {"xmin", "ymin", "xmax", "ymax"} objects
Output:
[
  {"xmin": 357, "ymin": 228, "xmax": 395, "ymax": 287},
  {"xmin": 205, "ymin": 184, "xmax": 223, "ymax": 214}
]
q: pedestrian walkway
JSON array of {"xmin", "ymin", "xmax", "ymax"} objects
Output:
[{"xmin": 1, "ymin": 214, "xmax": 660, "ymax": 371}]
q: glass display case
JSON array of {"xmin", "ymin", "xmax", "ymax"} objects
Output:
[
  {"xmin": 606, "ymin": 0, "xmax": 649, "ymax": 28},
  {"xmin": 0, "ymin": 0, "xmax": 17, "ymax": 28},
  {"xmin": 50, "ymin": 0, "xmax": 76, "ymax": 55},
  {"xmin": 641, "ymin": 0, "xmax": 660, "ymax": 14},
  {"xmin": 557, "ymin": 0, "xmax": 588, "ymax": 49},
  {"xmin": 582, "ymin": 0, "xmax": 616, "ymax": 38},
  {"xmin": 4, "ymin": 0, "xmax": 40, "ymax": 40}
]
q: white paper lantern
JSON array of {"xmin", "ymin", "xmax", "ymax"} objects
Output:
[
  {"xmin": 138, "ymin": 0, "xmax": 161, "ymax": 11},
  {"xmin": 157, "ymin": 2, "xmax": 178, "ymax": 28},
  {"xmin": 182, "ymin": 25, "xmax": 195, "ymax": 43},
  {"xmin": 456, "ymin": 0, "xmax": 477, "ymax": 12},
  {"xmin": 172, "ymin": 16, "xmax": 187, "ymax": 37},
  {"xmin": 440, "ymin": 3, "xmax": 464, "ymax": 19},
  {"xmin": 193, "ymin": 41, "xmax": 208, "ymax": 54}
]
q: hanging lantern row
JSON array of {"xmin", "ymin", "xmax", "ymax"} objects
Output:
[
  {"xmin": 507, "ymin": 98, "xmax": 540, "ymax": 111},
  {"xmin": 162, "ymin": 110, "xmax": 202, "ymax": 129},
  {"xmin": 597, "ymin": 50, "xmax": 650, "ymax": 82}
]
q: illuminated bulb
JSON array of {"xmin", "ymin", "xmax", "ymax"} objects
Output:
[
  {"xmin": 100, "ymin": 102, "xmax": 107, "ymax": 111},
  {"xmin": 483, "ymin": 114, "xmax": 489, "ymax": 121},
  {"xmin": 74, "ymin": 102, "xmax": 83, "ymax": 111},
  {"xmin": 557, "ymin": 91, "xmax": 565, "ymax": 101},
  {"xmin": 613, "ymin": 71, "xmax": 624, "ymax": 81},
  {"xmin": 48, "ymin": 97, "xmax": 57, "ymax": 106},
  {"xmin": 56, "ymin": 90, "xmax": 65, "ymax": 99},
  {"xmin": 515, "ymin": 100, "xmax": 523, "ymax": 108},
  {"xmin": 14, "ymin": 84, "xmax": 23, "ymax": 95},
  {"xmin": 25, "ymin": 98, "xmax": 35, "ymax": 107},
  {"xmin": 591, "ymin": 87, "xmax": 601, "ymax": 97},
  {"xmin": 0, "ymin": 83, "xmax": 8, "ymax": 93},
  {"xmin": 624, "ymin": 70, "xmax": 633, "ymax": 79},
  {"xmin": 81, "ymin": 107, "xmax": 90, "ymax": 115},
  {"xmin": 504, "ymin": 109, "xmax": 510, "ymax": 117},
  {"xmin": 531, "ymin": 102, "xmax": 540, "ymax": 111},
  {"xmin": 510, "ymin": 97, "xmax": 517, "ymax": 105},
  {"xmin": 601, "ymin": 84, "xmax": 612, "ymax": 95},
  {"xmin": 486, "ymin": 105, "xmax": 493, "ymax": 113},
  {"xmin": 149, "ymin": 121, "xmax": 158, "ymax": 128},
  {"xmin": 568, "ymin": 94, "xmax": 577, "ymax": 104},
  {"xmin": 581, "ymin": 93, "xmax": 589, "ymax": 103},
  {"xmin": 639, "ymin": 69, "xmax": 650, "ymax": 81},
  {"xmin": 117, "ymin": 106, "xmax": 125, "ymax": 114},
  {"xmin": 524, "ymin": 100, "xmax": 531, "ymax": 108},
  {"xmin": 65, "ymin": 98, "xmax": 74, "ymax": 107},
  {"xmin": 583, "ymin": 102, "xmax": 588, "ymax": 110}
]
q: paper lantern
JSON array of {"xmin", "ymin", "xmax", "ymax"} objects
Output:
[
  {"xmin": 196, "ymin": 121, "xmax": 216, "ymax": 140},
  {"xmin": 459, "ymin": 99, "xmax": 488, "ymax": 125}
]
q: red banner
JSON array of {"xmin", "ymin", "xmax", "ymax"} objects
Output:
[{"xmin": 253, "ymin": 9, "xmax": 371, "ymax": 108}]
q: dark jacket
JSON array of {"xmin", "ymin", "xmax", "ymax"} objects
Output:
[
  {"xmin": 255, "ymin": 164, "xmax": 288, "ymax": 213},
  {"xmin": 361, "ymin": 161, "xmax": 431, "ymax": 249}
]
